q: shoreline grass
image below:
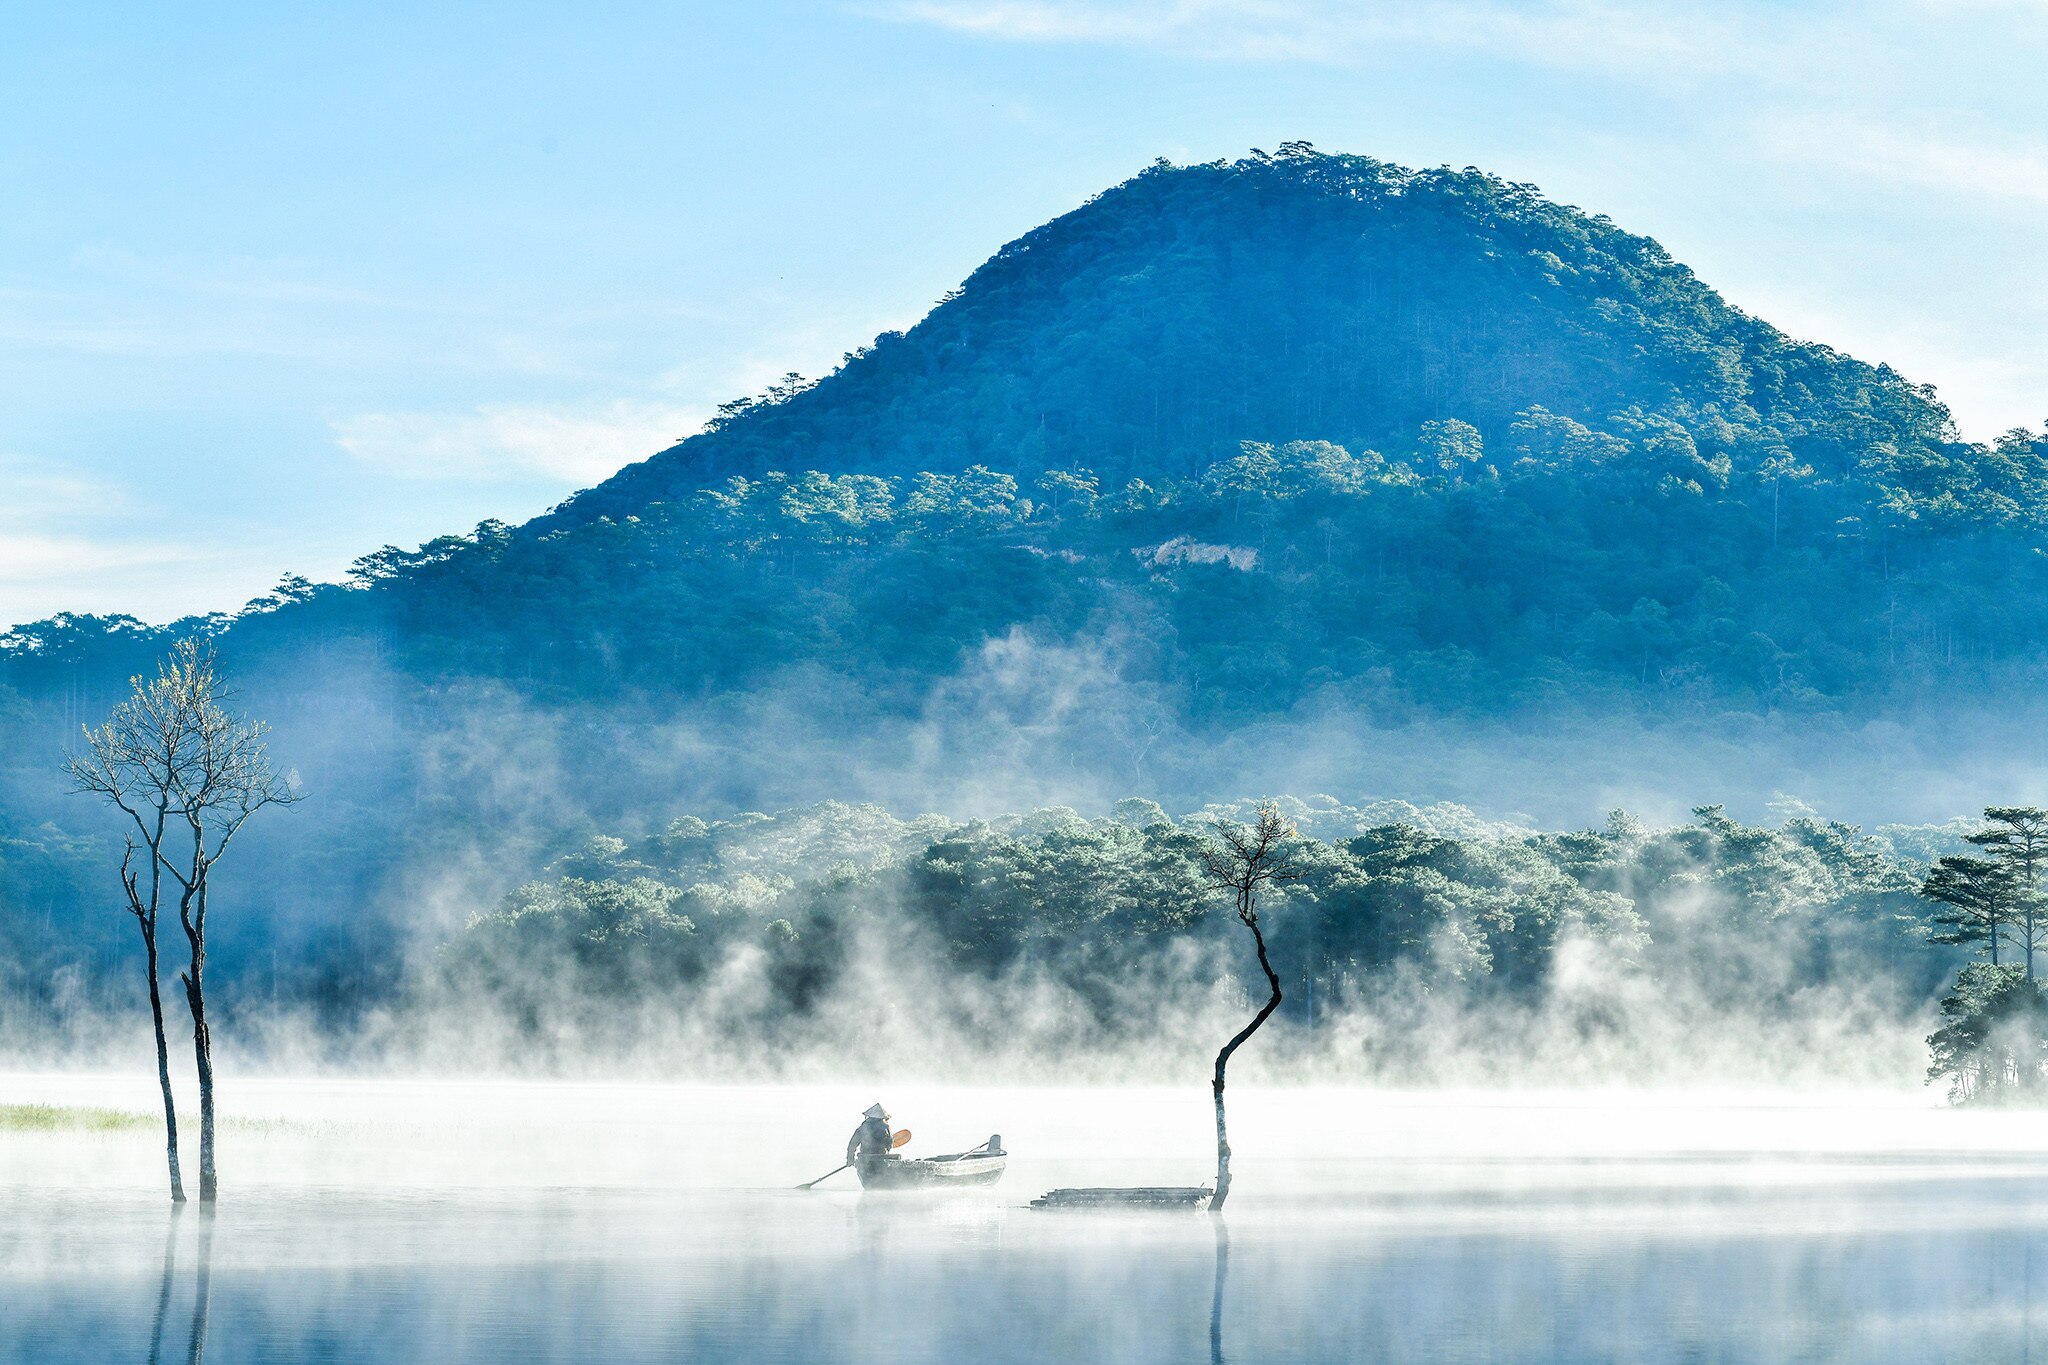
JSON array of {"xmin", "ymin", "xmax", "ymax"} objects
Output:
[
  {"xmin": 0, "ymin": 1102, "xmax": 154, "ymax": 1132},
  {"xmin": 1, "ymin": 1102, "xmax": 295, "ymax": 1133}
]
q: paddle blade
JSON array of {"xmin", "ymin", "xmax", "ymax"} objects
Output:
[{"xmin": 892, "ymin": 1128, "xmax": 911, "ymax": 1149}]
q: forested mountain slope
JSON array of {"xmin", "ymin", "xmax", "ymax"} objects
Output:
[
  {"xmin": 4, "ymin": 148, "xmax": 2048, "ymax": 1027},
  {"xmin": 10, "ymin": 149, "xmax": 2044, "ymax": 723},
  {"xmin": 550, "ymin": 145, "xmax": 1955, "ymax": 525}
]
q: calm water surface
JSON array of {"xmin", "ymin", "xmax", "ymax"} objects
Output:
[{"xmin": 5, "ymin": 1076, "xmax": 2048, "ymax": 1362}]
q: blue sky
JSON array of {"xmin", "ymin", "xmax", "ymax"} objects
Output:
[{"xmin": 4, "ymin": 0, "xmax": 2047, "ymax": 625}]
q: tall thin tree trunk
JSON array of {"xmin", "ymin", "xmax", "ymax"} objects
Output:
[
  {"xmin": 180, "ymin": 858, "xmax": 219, "ymax": 1203},
  {"xmin": 186, "ymin": 955, "xmax": 216, "ymax": 1203},
  {"xmin": 145, "ymin": 928, "xmax": 185, "ymax": 1203},
  {"xmin": 1212, "ymin": 906, "xmax": 1283, "ymax": 1214},
  {"xmin": 2026, "ymin": 838, "xmax": 2039, "ymax": 982}
]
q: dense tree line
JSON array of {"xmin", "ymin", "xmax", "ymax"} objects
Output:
[
  {"xmin": 435, "ymin": 796, "xmax": 1948, "ymax": 1072},
  {"xmin": 13, "ymin": 410, "xmax": 2048, "ymax": 730}
]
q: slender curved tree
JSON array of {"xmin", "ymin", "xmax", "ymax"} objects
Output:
[
  {"xmin": 70, "ymin": 641, "xmax": 298, "ymax": 1202},
  {"xmin": 69, "ymin": 657, "xmax": 203, "ymax": 1202},
  {"xmin": 1201, "ymin": 802, "xmax": 1298, "ymax": 1213}
]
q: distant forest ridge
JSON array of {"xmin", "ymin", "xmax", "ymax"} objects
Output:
[{"xmin": 8, "ymin": 146, "xmax": 2047, "ymax": 724}]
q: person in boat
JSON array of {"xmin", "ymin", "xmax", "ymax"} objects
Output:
[{"xmin": 847, "ymin": 1103, "xmax": 896, "ymax": 1171}]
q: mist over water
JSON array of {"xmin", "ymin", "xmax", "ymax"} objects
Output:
[
  {"xmin": 4, "ymin": 6, "xmax": 2048, "ymax": 1360},
  {"xmin": 8, "ymin": 652, "xmax": 2022, "ymax": 1361},
  {"xmin": 6, "ymin": 1075, "xmax": 2048, "ymax": 1363}
]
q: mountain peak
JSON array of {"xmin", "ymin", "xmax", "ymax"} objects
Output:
[{"xmin": 541, "ymin": 147, "xmax": 1951, "ymax": 530}]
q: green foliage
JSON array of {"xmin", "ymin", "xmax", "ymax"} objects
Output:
[
  {"xmin": 433, "ymin": 798, "xmax": 1951, "ymax": 1051},
  {"xmin": 6, "ymin": 148, "xmax": 2048, "ymax": 1039},
  {"xmin": 560, "ymin": 149, "xmax": 1956, "ymax": 517},
  {"xmin": 1926, "ymin": 963, "xmax": 2048, "ymax": 1103},
  {"xmin": 0, "ymin": 813, "xmax": 111, "ymax": 1012},
  {"xmin": 9, "ymin": 150, "xmax": 2048, "ymax": 727},
  {"xmin": 1921, "ymin": 855, "xmax": 2021, "ymax": 962},
  {"xmin": 23, "ymin": 402, "xmax": 2048, "ymax": 728},
  {"xmin": 1916, "ymin": 808, "xmax": 2048, "ymax": 972}
]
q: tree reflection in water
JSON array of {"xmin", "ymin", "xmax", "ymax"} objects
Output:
[
  {"xmin": 1210, "ymin": 1218, "xmax": 1229, "ymax": 1365},
  {"xmin": 147, "ymin": 1209, "xmax": 178, "ymax": 1365},
  {"xmin": 184, "ymin": 1209, "xmax": 213, "ymax": 1365},
  {"xmin": 145, "ymin": 1206, "xmax": 214, "ymax": 1365}
]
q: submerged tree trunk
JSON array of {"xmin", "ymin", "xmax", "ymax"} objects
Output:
[
  {"xmin": 184, "ymin": 946, "xmax": 217, "ymax": 1203},
  {"xmin": 181, "ymin": 868, "xmax": 217, "ymax": 1203},
  {"xmin": 127, "ymin": 836, "xmax": 184, "ymax": 1204},
  {"xmin": 1211, "ymin": 914, "xmax": 1283, "ymax": 1213},
  {"xmin": 144, "ymin": 928, "xmax": 185, "ymax": 1204},
  {"xmin": 1201, "ymin": 802, "xmax": 1298, "ymax": 1216}
]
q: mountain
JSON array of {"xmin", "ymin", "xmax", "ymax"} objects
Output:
[
  {"xmin": 548, "ymin": 144, "xmax": 1956, "ymax": 527},
  {"xmin": 12, "ymin": 147, "xmax": 2047, "ymax": 755},
  {"xmin": 6, "ymin": 147, "xmax": 2048, "ymax": 1023}
]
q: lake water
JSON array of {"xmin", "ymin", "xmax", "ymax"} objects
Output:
[{"xmin": 6, "ymin": 1075, "xmax": 2048, "ymax": 1362}]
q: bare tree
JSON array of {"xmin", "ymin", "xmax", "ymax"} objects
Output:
[
  {"xmin": 69, "ymin": 641, "xmax": 299, "ymax": 1203},
  {"xmin": 1200, "ymin": 802, "xmax": 1297, "ymax": 1213},
  {"xmin": 69, "ymin": 653, "xmax": 203, "ymax": 1202}
]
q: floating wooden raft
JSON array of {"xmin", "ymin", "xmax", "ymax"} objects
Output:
[{"xmin": 1030, "ymin": 1186, "xmax": 1212, "ymax": 1210}]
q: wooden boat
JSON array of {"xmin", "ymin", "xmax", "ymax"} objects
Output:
[{"xmin": 857, "ymin": 1135, "xmax": 1006, "ymax": 1190}]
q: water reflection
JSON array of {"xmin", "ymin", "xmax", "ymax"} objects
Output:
[
  {"xmin": 142, "ymin": 1206, "xmax": 213, "ymax": 1365},
  {"xmin": 9, "ymin": 1180, "xmax": 2048, "ymax": 1363},
  {"xmin": 1209, "ymin": 1218, "xmax": 1229, "ymax": 1365},
  {"xmin": 147, "ymin": 1211, "xmax": 177, "ymax": 1365},
  {"xmin": 17, "ymin": 1077, "xmax": 2048, "ymax": 1363},
  {"xmin": 183, "ymin": 1210, "xmax": 213, "ymax": 1365}
]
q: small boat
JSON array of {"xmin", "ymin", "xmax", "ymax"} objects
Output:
[{"xmin": 857, "ymin": 1135, "xmax": 1006, "ymax": 1190}]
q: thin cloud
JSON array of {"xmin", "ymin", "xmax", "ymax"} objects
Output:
[
  {"xmin": 332, "ymin": 400, "xmax": 704, "ymax": 485},
  {"xmin": 883, "ymin": 1, "xmax": 1761, "ymax": 81},
  {"xmin": 1757, "ymin": 118, "xmax": 2048, "ymax": 209},
  {"xmin": 0, "ymin": 531, "xmax": 201, "ymax": 583},
  {"xmin": 0, "ymin": 454, "xmax": 125, "ymax": 520},
  {"xmin": 0, "ymin": 456, "xmax": 207, "ymax": 624},
  {"xmin": 879, "ymin": 0, "xmax": 2048, "ymax": 104}
]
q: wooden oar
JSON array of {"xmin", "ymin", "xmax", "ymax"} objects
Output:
[
  {"xmin": 796, "ymin": 1129, "xmax": 913, "ymax": 1189},
  {"xmin": 797, "ymin": 1162, "xmax": 850, "ymax": 1189}
]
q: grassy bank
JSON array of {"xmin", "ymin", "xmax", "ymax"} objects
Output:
[{"xmin": 0, "ymin": 1103, "xmax": 154, "ymax": 1132}]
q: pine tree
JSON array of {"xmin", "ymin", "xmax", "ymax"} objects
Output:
[
  {"xmin": 1921, "ymin": 855, "xmax": 2022, "ymax": 966},
  {"xmin": 1964, "ymin": 808, "xmax": 2048, "ymax": 980}
]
